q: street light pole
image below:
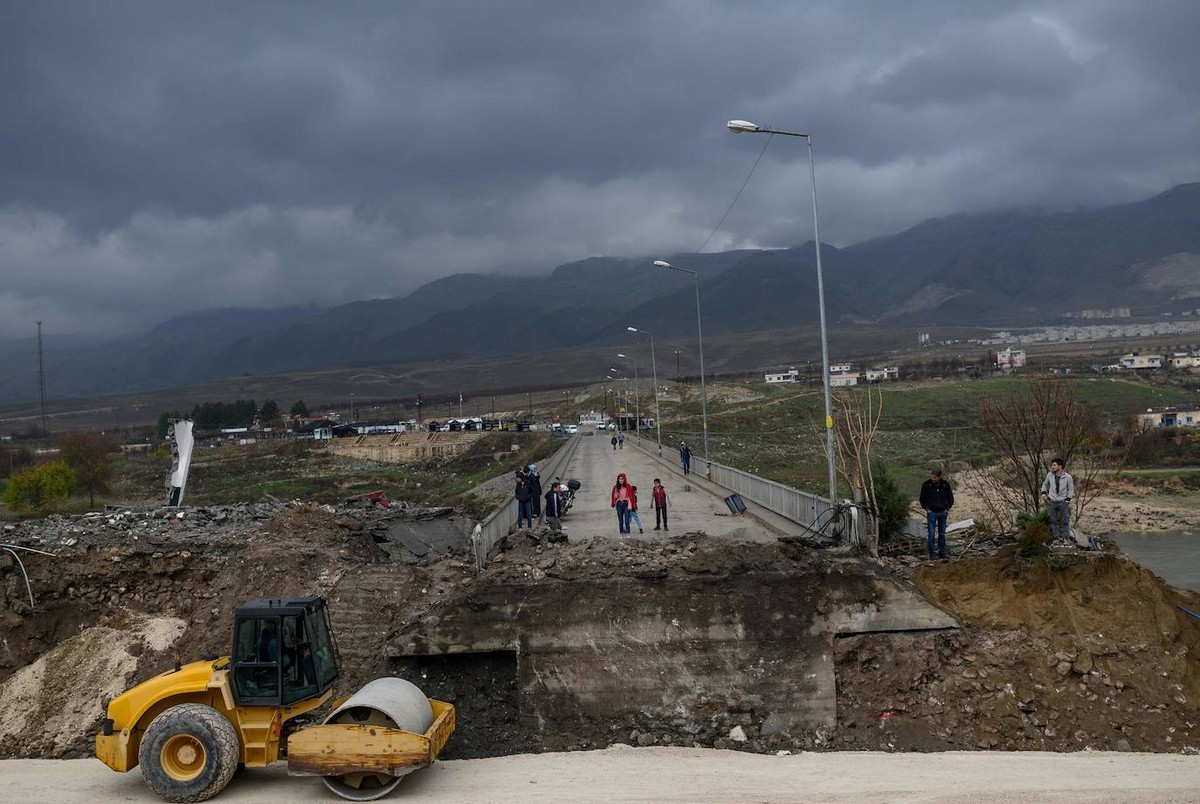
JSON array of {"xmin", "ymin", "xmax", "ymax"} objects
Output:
[
  {"xmin": 616, "ymin": 354, "xmax": 640, "ymax": 443},
  {"xmin": 653, "ymin": 260, "xmax": 709, "ymax": 475},
  {"xmin": 609, "ymin": 368, "xmax": 625, "ymax": 429},
  {"xmin": 628, "ymin": 326, "xmax": 662, "ymax": 455},
  {"xmin": 728, "ymin": 119, "xmax": 837, "ymax": 505}
]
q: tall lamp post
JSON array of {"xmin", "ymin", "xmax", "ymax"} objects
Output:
[
  {"xmin": 652, "ymin": 260, "xmax": 709, "ymax": 475},
  {"xmin": 608, "ymin": 368, "xmax": 626, "ymax": 429},
  {"xmin": 627, "ymin": 326, "xmax": 661, "ymax": 455},
  {"xmin": 616, "ymin": 353, "xmax": 640, "ymax": 443},
  {"xmin": 727, "ymin": 119, "xmax": 837, "ymax": 505}
]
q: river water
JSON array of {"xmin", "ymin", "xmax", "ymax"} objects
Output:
[{"xmin": 1110, "ymin": 531, "xmax": 1200, "ymax": 592}]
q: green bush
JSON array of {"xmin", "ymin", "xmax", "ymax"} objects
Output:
[
  {"xmin": 1017, "ymin": 518, "xmax": 1052, "ymax": 559},
  {"xmin": 1015, "ymin": 508, "xmax": 1050, "ymax": 532},
  {"xmin": 871, "ymin": 462, "xmax": 912, "ymax": 541},
  {"xmin": 3, "ymin": 461, "xmax": 78, "ymax": 513}
]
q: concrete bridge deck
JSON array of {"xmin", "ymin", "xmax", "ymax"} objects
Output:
[{"xmin": 552, "ymin": 430, "xmax": 778, "ymax": 542}]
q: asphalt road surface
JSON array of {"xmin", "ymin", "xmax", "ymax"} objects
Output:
[
  {"xmin": 561, "ymin": 430, "xmax": 777, "ymax": 542},
  {"xmin": 5, "ymin": 748, "xmax": 1200, "ymax": 803}
]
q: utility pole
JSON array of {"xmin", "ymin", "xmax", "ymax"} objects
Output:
[
  {"xmin": 36, "ymin": 321, "xmax": 47, "ymax": 436},
  {"xmin": 415, "ymin": 395, "xmax": 422, "ymax": 428},
  {"xmin": 674, "ymin": 349, "xmax": 681, "ymax": 383}
]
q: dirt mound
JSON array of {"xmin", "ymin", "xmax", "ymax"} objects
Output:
[
  {"xmin": 835, "ymin": 553, "xmax": 1200, "ymax": 752},
  {"xmin": 0, "ymin": 613, "xmax": 185, "ymax": 758}
]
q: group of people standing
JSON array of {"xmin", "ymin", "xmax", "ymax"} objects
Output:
[
  {"xmin": 610, "ymin": 473, "xmax": 669, "ymax": 534},
  {"xmin": 513, "ymin": 464, "xmax": 568, "ymax": 532},
  {"xmin": 919, "ymin": 458, "xmax": 1078, "ymax": 561}
]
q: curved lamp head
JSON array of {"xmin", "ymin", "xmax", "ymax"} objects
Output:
[
  {"xmin": 617, "ymin": 353, "xmax": 626, "ymax": 359},
  {"xmin": 653, "ymin": 260, "xmax": 672, "ymax": 269},
  {"xmin": 727, "ymin": 119, "xmax": 761, "ymax": 133},
  {"xmin": 626, "ymin": 326, "xmax": 638, "ymax": 333}
]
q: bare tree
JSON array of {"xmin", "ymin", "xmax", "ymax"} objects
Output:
[
  {"xmin": 971, "ymin": 376, "xmax": 1123, "ymax": 530},
  {"xmin": 831, "ymin": 386, "xmax": 884, "ymax": 556}
]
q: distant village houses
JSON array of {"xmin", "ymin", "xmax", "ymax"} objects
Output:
[
  {"xmin": 1138, "ymin": 405, "xmax": 1200, "ymax": 430},
  {"xmin": 1120, "ymin": 352, "xmax": 1164, "ymax": 370},
  {"xmin": 862, "ymin": 366, "xmax": 899, "ymax": 383},
  {"xmin": 995, "ymin": 347, "xmax": 1027, "ymax": 370},
  {"xmin": 828, "ymin": 363, "xmax": 859, "ymax": 387},
  {"xmin": 764, "ymin": 368, "xmax": 802, "ymax": 384},
  {"xmin": 762, "ymin": 363, "xmax": 898, "ymax": 387},
  {"xmin": 1169, "ymin": 352, "xmax": 1200, "ymax": 369}
]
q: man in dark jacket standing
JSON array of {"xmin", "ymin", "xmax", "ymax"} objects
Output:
[
  {"xmin": 527, "ymin": 463, "xmax": 543, "ymax": 521},
  {"xmin": 919, "ymin": 468, "xmax": 955, "ymax": 560},
  {"xmin": 514, "ymin": 469, "xmax": 534, "ymax": 529}
]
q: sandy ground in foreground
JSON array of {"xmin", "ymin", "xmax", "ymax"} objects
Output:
[{"xmin": 4, "ymin": 748, "xmax": 1200, "ymax": 803}]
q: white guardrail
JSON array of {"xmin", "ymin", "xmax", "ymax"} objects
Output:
[
  {"xmin": 471, "ymin": 434, "xmax": 582, "ymax": 572},
  {"xmin": 635, "ymin": 437, "xmax": 866, "ymax": 548},
  {"xmin": 707, "ymin": 460, "xmax": 870, "ymax": 548}
]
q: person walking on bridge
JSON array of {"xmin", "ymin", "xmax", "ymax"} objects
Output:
[
  {"xmin": 679, "ymin": 441, "xmax": 692, "ymax": 475},
  {"xmin": 610, "ymin": 473, "xmax": 636, "ymax": 535}
]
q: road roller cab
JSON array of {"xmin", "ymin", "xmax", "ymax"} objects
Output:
[
  {"xmin": 96, "ymin": 596, "xmax": 455, "ymax": 802},
  {"xmin": 229, "ymin": 596, "xmax": 341, "ymax": 707}
]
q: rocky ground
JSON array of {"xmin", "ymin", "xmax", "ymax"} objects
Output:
[{"xmin": 3, "ymin": 499, "xmax": 1200, "ymax": 762}]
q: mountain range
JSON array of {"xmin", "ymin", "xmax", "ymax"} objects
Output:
[{"xmin": 3, "ymin": 182, "xmax": 1198, "ymax": 406}]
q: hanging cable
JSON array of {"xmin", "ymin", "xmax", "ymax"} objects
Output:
[{"xmin": 694, "ymin": 133, "xmax": 774, "ymax": 254}]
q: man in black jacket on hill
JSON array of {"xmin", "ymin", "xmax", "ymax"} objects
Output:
[{"xmin": 919, "ymin": 468, "xmax": 955, "ymax": 561}]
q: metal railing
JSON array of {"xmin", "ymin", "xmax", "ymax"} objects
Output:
[
  {"xmin": 471, "ymin": 434, "xmax": 582, "ymax": 572},
  {"xmin": 638, "ymin": 439, "xmax": 867, "ymax": 548},
  {"xmin": 708, "ymin": 461, "xmax": 843, "ymax": 538}
]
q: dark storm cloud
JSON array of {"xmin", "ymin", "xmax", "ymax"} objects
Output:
[{"xmin": 1, "ymin": 1, "xmax": 1197, "ymax": 338}]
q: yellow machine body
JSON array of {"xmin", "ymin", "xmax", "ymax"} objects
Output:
[
  {"xmin": 96, "ymin": 657, "xmax": 331, "ymax": 773},
  {"xmin": 93, "ymin": 598, "xmax": 453, "ymax": 802}
]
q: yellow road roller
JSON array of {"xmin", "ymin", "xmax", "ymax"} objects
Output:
[{"xmin": 96, "ymin": 596, "xmax": 455, "ymax": 802}]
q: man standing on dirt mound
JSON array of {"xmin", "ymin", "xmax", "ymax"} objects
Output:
[
  {"xmin": 919, "ymin": 468, "xmax": 955, "ymax": 560},
  {"xmin": 1041, "ymin": 457, "xmax": 1075, "ymax": 544}
]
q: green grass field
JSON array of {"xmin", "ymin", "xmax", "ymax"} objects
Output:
[{"xmin": 654, "ymin": 375, "xmax": 1194, "ymax": 499}]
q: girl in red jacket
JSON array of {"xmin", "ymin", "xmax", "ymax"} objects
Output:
[{"xmin": 610, "ymin": 473, "xmax": 636, "ymax": 534}]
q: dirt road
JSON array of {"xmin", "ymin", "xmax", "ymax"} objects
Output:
[{"xmin": 5, "ymin": 748, "xmax": 1200, "ymax": 803}]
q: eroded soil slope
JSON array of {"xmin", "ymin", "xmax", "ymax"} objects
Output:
[
  {"xmin": 836, "ymin": 552, "xmax": 1200, "ymax": 752},
  {"xmin": 3, "ymin": 504, "xmax": 1199, "ymax": 760}
]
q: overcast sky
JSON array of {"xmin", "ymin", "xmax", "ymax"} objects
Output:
[{"xmin": 2, "ymin": 0, "xmax": 1198, "ymax": 339}]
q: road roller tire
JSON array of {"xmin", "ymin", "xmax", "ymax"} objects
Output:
[{"xmin": 138, "ymin": 703, "xmax": 240, "ymax": 803}]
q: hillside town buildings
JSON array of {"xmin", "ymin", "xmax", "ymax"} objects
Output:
[
  {"xmin": 1138, "ymin": 405, "xmax": 1200, "ymax": 430},
  {"xmin": 996, "ymin": 348, "xmax": 1027, "ymax": 370},
  {"xmin": 763, "ymin": 363, "xmax": 898, "ymax": 387}
]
